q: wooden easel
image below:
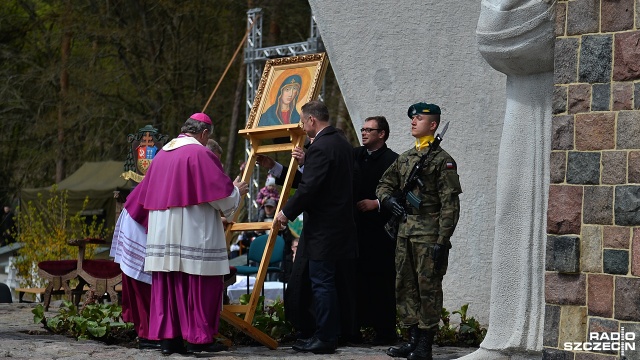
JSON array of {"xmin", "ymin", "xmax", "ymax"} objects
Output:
[{"xmin": 221, "ymin": 123, "xmax": 306, "ymax": 349}]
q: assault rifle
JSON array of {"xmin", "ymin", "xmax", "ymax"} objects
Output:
[{"xmin": 384, "ymin": 122, "xmax": 450, "ymax": 239}]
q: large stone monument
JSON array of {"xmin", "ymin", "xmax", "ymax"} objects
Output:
[{"xmin": 459, "ymin": 0, "xmax": 555, "ymax": 358}]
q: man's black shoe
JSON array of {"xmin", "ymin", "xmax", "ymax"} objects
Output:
[
  {"xmin": 292, "ymin": 336, "xmax": 337, "ymax": 354},
  {"xmin": 160, "ymin": 338, "xmax": 186, "ymax": 355},
  {"xmin": 186, "ymin": 341, "xmax": 228, "ymax": 353},
  {"xmin": 293, "ymin": 337, "xmax": 312, "ymax": 348},
  {"xmin": 386, "ymin": 325, "xmax": 419, "ymax": 358},
  {"xmin": 386, "ymin": 341, "xmax": 415, "ymax": 357},
  {"xmin": 138, "ymin": 338, "xmax": 162, "ymax": 350},
  {"xmin": 407, "ymin": 330, "xmax": 434, "ymax": 360}
]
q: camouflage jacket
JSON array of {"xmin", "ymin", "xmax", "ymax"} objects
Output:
[{"xmin": 376, "ymin": 146, "xmax": 462, "ymax": 246}]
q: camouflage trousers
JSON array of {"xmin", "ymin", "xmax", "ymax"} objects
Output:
[{"xmin": 395, "ymin": 236, "xmax": 448, "ymax": 331}]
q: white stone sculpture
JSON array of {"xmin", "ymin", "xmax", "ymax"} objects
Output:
[{"xmin": 459, "ymin": 0, "xmax": 555, "ymax": 359}]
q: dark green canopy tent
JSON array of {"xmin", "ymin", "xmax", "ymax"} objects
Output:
[{"xmin": 20, "ymin": 161, "xmax": 131, "ymax": 233}]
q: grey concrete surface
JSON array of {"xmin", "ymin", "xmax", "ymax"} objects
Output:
[{"xmin": 0, "ymin": 303, "xmax": 476, "ymax": 359}]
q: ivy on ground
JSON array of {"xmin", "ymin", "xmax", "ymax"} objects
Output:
[{"xmin": 33, "ymin": 293, "xmax": 134, "ymax": 344}]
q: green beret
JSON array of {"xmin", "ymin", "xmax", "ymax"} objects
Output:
[{"xmin": 408, "ymin": 102, "xmax": 441, "ymax": 118}]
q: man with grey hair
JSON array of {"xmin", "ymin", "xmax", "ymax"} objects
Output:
[
  {"xmin": 275, "ymin": 100, "xmax": 357, "ymax": 354},
  {"xmin": 136, "ymin": 113, "xmax": 248, "ymax": 355}
]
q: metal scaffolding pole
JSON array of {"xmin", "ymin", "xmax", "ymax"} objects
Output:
[{"xmin": 243, "ymin": 8, "xmax": 322, "ymax": 222}]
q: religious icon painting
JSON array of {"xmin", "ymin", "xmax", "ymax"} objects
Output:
[{"xmin": 246, "ymin": 52, "xmax": 329, "ymax": 129}]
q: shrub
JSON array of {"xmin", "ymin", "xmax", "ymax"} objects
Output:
[
  {"xmin": 436, "ymin": 304, "xmax": 487, "ymax": 347},
  {"xmin": 394, "ymin": 303, "xmax": 487, "ymax": 347},
  {"xmin": 12, "ymin": 186, "xmax": 112, "ymax": 287}
]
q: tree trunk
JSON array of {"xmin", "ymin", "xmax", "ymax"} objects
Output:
[{"xmin": 56, "ymin": 1, "xmax": 72, "ymax": 183}]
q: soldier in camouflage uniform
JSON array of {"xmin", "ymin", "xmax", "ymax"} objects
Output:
[{"xmin": 376, "ymin": 102, "xmax": 462, "ymax": 360}]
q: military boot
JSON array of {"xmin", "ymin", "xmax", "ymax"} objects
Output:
[
  {"xmin": 386, "ymin": 325, "xmax": 419, "ymax": 358},
  {"xmin": 407, "ymin": 329, "xmax": 434, "ymax": 360}
]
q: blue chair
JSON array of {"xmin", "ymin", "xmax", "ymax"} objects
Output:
[{"xmin": 234, "ymin": 234, "xmax": 285, "ymax": 296}]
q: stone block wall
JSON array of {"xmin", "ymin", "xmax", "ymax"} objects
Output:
[{"xmin": 545, "ymin": 0, "xmax": 640, "ymax": 358}]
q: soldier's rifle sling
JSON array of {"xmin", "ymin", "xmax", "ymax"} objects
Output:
[{"xmin": 400, "ymin": 122, "xmax": 450, "ymax": 208}]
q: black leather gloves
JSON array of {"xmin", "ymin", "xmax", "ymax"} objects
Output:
[
  {"xmin": 433, "ymin": 243, "xmax": 449, "ymax": 273},
  {"xmin": 383, "ymin": 197, "xmax": 405, "ymax": 217}
]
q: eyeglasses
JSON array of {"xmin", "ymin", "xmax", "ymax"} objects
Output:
[{"xmin": 360, "ymin": 127, "xmax": 381, "ymax": 133}]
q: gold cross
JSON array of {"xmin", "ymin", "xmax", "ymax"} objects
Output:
[{"xmin": 140, "ymin": 132, "xmax": 154, "ymax": 146}]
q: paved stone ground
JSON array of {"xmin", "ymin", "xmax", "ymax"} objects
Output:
[{"xmin": 0, "ymin": 303, "xmax": 476, "ymax": 359}]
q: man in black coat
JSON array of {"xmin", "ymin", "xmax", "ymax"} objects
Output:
[
  {"xmin": 275, "ymin": 100, "xmax": 357, "ymax": 354},
  {"xmin": 256, "ymin": 147, "xmax": 315, "ymax": 340},
  {"xmin": 353, "ymin": 116, "xmax": 399, "ymax": 344}
]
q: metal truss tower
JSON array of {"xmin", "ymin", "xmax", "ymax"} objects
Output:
[{"xmin": 243, "ymin": 8, "xmax": 323, "ymax": 221}]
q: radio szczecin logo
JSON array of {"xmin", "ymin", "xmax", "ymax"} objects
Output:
[{"xmin": 564, "ymin": 329, "xmax": 635, "ymax": 355}]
